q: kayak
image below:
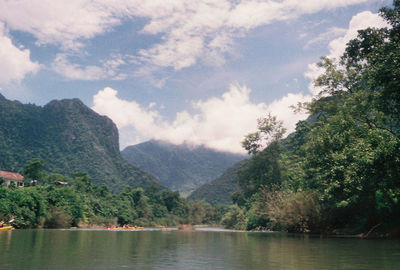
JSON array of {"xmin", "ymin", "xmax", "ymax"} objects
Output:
[
  {"xmin": 123, "ymin": 226, "xmax": 144, "ymax": 230},
  {"xmin": 104, "ymin": 226, "xmax": 144, "ymax": 230},
  {"xmin": 0, "ymin": 226, "xmax": 13, "ymax": 231}
]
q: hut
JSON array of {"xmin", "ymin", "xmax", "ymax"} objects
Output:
[{"xmin": 0, "ymin": 170, "xmax": 25, "ymax": 187}]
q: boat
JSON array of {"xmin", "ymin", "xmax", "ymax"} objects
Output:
[
  {"xmin": 0, "ymin": 226, "xmax": 13, "ymax": 231},
  {"xmin": 104, "ymin": 226, "xmax": 144, "ymax": 230},
  {"xmin": 177, "ymin": 225, "xmax": 194, "ymax": 231},
  {"xmin": 123, "ymin": 226, "xmax": 144, "ymax": 230}
]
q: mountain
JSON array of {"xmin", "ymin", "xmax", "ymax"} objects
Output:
[
  {"xmin": 188, "ymin": 114, "xmax": 321, "ymax": 204},
  {"xmin": 188, "ymin": 160, "xmax": 247, "ymax": 205},
  {"xmin": 187, "ymin": 113, "xmax": 324, "ymax": 204},
  {"xmin": 0, "ymin": 94, "xmax": 161, "ymax": 192},
  {"xmin": 121, "ymin": 140, "xmax": 245, "ymax": 195}
]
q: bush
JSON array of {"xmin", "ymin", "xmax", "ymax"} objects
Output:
[
  {"xmin": 45, "ymin": 206, "xmax": 72, "ymax": 228},
  {"xmin": 255, "ymin": 187, "xmax": 326, "ymax": 232},
  {"xmin": 245, "ymin": 208, "xmax": 270, "ymax": 230},
  {"xmin": 221, "ymin": 205, "xmax": 247, "ymax": 230}
]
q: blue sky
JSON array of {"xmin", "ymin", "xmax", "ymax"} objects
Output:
[{"xmin": 0, "ymin": 0, "xmax": 392, "ymax": 153}]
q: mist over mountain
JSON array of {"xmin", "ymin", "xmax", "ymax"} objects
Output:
[{"xmin": 121, "ymin": 140, "xmax": 246, "ymax": 195}]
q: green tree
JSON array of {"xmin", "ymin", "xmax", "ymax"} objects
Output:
[
  {"xmin": 162, "ymin": 190, "xmax": 181, "ymax": 212},
  {"xmin": 73, "ymin": 172, "xmax": 93, "ymax": 193},
  {"xmin": 290, "ymin": 0, "xmax": 400, "ymax": 232},
  {"xmin": 238, "ymin": 114, "xmax": 285, "ymax": 199},
  {"xmin": 238, "ymin": 141, "xmax": 283, "ymax": 198},
  {"xmin": 221, "ymin": 205, "xmax": 247, "ymax": 230},
  {"xmin": 23, "ymin": 158, "xmax": 44, "ymax": 180},
  {"xmin": 242, "ymin": 114, "xmax": 286, "ymax": 155}
]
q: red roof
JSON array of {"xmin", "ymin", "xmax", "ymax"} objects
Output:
[{"xmin": 0, "ymin": 170, "xmax": 24, "ymax": 181}]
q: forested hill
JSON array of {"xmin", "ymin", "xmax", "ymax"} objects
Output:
[
  {"xmin": 121, "ymin": 140, "xmax": 246, "ymax": 195},
  {"xmin": 188, "ymin": 160, "xmax": 247, "ymax": 205},
  {"xmin": 215, "ymin": 2, "xmax": 400, "ymax": 234},
  {"xmin": 0, "ymin": 94, "xmax": 161, "ymax": 192}
]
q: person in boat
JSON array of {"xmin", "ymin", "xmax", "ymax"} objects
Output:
[{"xmin": 0, "ymin": 221, "xmax": 4, "ymax": 228}]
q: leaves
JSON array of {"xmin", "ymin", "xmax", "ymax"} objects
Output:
[{"xmin": 242, "ymin": 114, "xmax": 286, "ymax": 155}]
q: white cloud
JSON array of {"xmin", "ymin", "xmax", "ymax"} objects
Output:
[
  {"xmin": 0, "ymin": 0, "xmax": 126, "ymax": 50},
  {"xmin": 133, "ymin": 0, "xmax": 373, "ymax": 76},
  {"xmin": 92, "ymin": 84, "xmax": 310, "ymax": 153},
  {"xmin": 304, "ymin": 62, "xmax": 325, "ymax": 95},
  {"xmin": 304, "ymin": 27, "xmax": 347, "ymax": 49},
  {"xmin": 52, "ymin": 53, "xmax": 127, "ymax": 80},
  {"xmin": 0, "ymin": 0, "xmax": 376, "ymax": 81},
  {"xmin": 267, "ymin": 92, "xmax": 311, "ymax": 130},
  {"xmin": 136, "ymin": 36, "xmax": 204, "ymax": 71},
  {"xmin": 0, "ymin": 23, "xmax": 40, "ymax": 84},
  {"xmin": 92, "ymin": 87, "xmax": 161, "ymax": 132},
  {"xmin": 305, "ymin": 11, "xmax": 389, "ymax": 95}
]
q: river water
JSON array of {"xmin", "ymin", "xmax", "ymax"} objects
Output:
[{"xmin": 0, "ymin": 229, "xmax": 399, "ymax": 269}]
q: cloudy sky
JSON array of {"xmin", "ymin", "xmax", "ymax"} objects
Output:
[{"xmin": 0, "ymin": 0, "xmax": 391, "ymax": 153}]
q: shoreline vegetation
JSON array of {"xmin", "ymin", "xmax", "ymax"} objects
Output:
[
  {"xmin": 0, "ymin": 163, "xmax": 226, "ymax": 231},
  {"xmin": 0, "ymin": 161, "xmax": 397, "ymax": 239},
  {"xmin": 0, "ymin": 159, "xmax": 397, "ymax": 238}
]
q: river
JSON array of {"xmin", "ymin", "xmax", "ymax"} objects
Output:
[{"xmin": 0, "ymin": 228, "xmax": 399, "ymax": 269}]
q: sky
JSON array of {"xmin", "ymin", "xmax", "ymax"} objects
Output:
[{"xmin": 0, "ymin": 0, "xmax": 392, "ymax": 153}]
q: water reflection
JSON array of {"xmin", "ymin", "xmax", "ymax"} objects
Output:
[{"xmin": 0, "ymin": 230, "xmax": 399, "ymax": 270}]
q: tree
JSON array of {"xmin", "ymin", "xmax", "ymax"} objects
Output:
[
  {"xmin": 292, "ymin": 0, "xmax": 400, "ymax": 231},
  {"xmin": 161, "ymin": 190, "xmax": 181, "ymax": 212},
  {"xmin": 23, "ymin": 158, "xmax": 44, "ymax": 180},
  {"xmin": 238, "ymin": 141, "xmax": 283, "ymax": 198},
  {"xmin": 221, "ymin": 205, "xmax": 247, "ymax": 230},
  {"xmin": 242, "ymin": 114, "xmax": 286, "ymax": 155},
  {"xmin": 73, "ymin": 172, "xmax": 93, "ymax": 193}
]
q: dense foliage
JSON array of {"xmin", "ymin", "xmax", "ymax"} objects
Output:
[
  {"xmin": 122, "ymin": 140, "xmax": 245, "ymax": 195},
  {"xmin": 0, "ymin": 97, "xmax": 161, "ymax": 192},
  {"xmin": 222, "ymin": 1, "xmax": 400, "ymax": 236},
  {"xmin": 0, "ymin": 162, "xmax": 224, "ymax": 229}
]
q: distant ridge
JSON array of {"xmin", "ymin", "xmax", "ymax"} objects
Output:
[
  {"xmin": 188, "ymin": 160, "xmax": 247, "ymax": 205},
  {"xmin": 121, "ymin": 140, "xmax": 245, "ymax": 195}
]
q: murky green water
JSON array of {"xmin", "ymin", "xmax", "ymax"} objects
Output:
[{"xmin": 0, "ymin": 229, "xmax": 399, "ymax": 269}]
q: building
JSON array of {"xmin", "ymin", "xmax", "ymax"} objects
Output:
[
  {"xmin": 0, "ymin": 170, "xmax": 24, "ymax": 187},
  {"xmin": 54, "ymin": 181, "xmax": 68, "ymax": 186}
]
